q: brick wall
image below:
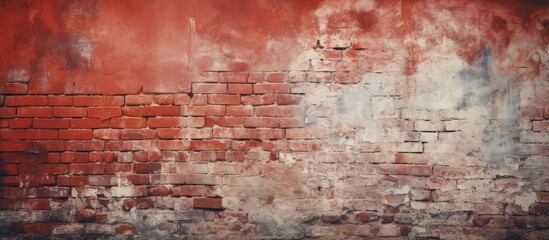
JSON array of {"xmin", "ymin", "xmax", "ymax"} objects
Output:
[{"xmin": 0, "ymin": 0, "xmax": 548, "ymax": 239}]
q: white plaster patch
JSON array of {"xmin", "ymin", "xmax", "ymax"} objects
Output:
[{"xmin": 515, "ymin": 191, "xmax": 536, "ymax": 212}]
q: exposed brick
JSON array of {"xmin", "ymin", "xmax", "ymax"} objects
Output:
[
  {"xmin": 121, "ymin": 129, "xmax": 156, "ymax": 140},
  {"xmin": 52, "ymin": 107, "xmax": 87, "ymax": 117},
  {"xmin": 71, "ymin": 118, "xmax": 110, "ymax": 129},
  {"xmin": 227, "ymin": 84, "xmax": 253, "ymax": 94},
  {"xmin": 48, "ymin": 96, "xmax": 73, "ymax": 106},
  {"xmin": 58, "ymin": 175, "xmax": 87, "ymax": 186},
  {"xmin": 5, "ymin": 96, "xmax": 48, "ymax": 106},
  {"xmin": 219, "ymin": 73, "xmax": 248, "ymax": 83},
  {"xmin": 33, "ymin": 119, "xmax": 70, "ymax": 128},
  {"xmin": 25, "ymin": 129, "xmax": 58, "ymax": 140},
  {"xmin": 18, "ymin": 107, "xmax": 52, "ymax": 117},
  {"xmin": 59, "ymin": 129, "xmax": 93, "ymax": 140},
  {"xmin": 88, "ymin": 107, "xmax": 122, "ymax": 119},
  {"xmin": 66, "ymin": 140, "xmax": 105, "ymax": 151},
  {"xmin": 192, "ymin": 83, "xmax": 227, "ymax": 94},
  {"xmin": 173, "ymin": 186, "xmax": 205, "ymax": 196},
  {"xmin": 181, "ymin": 106, "xmax": 226, "ymax": 116},
  {"xmin": 193, "ymin": 197, "xmax": 223, "ymax": 209},
  {"xmin": 69, "ymin": 164, "xmax": 106, "ymax": 175},
  {"xmin": 143, "ymin": 106, "xmax": 179, "ymax": 116},
  {"xmin": 207, "ymin": 94, "xmax": 240, "ymax": 105},
  {"xmin": 147, "ymin": 117, "xmax": 185, "ymax": 128},
  {"xmin": 73, "ymin": 96, "xmax": 124, "ymax": 106},
  {"xmin": 110, "ymin": 117, "xmax": 147, "ymax": 128},
  {"xmin": 253, "ymin": 83, "xmax": 290, "ymax": 94}
]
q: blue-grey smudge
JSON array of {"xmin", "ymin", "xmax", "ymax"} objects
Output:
[{"xmin": 457, "ymin": 48, "xmax": 520, "ymax": 163}]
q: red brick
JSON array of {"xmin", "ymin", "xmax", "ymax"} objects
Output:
[
  {"xmin": 75, "ymin": 208, "xmax": 96, "ymax": 222},
  {"xmin": 181, "ymin": 106, "xmax": 226, "ymax": 116},
  {"xmin": 9, "ymin": 118, "xmax": 32, "ymax": 128},
  {"xmin": 123, "ymin": 174, "xmax": 150, "ymax": 185},
  {"xmin": 188, "ymin": 117, "xmax": 206, "ymax": 127},
  {"xmin": 433, "ymin": 166, "xmax": 484, "ymax": 179},
  {"xmin": 21, "ymin": 175, "xmax": 56, "ymax": 187},
  {"xmin": 173, "ymin": 186, "xmax": 205, "ymax": 196},
  {"xmin": 191, "ymin": 140, "xmax": 231, "ymax": 150},
  {"xmin": 219, "ymin": 73, "xmax": 248, "ymax": 83},
  {"xmin": 143, "ymin": 106, "xmax": 179, "ymax": 116},
  {"xmin": 39, "ymin": 141, "xmax": 66, "ymax": 151},
  {"xmin": 57, "ymin": 175, "xmax": 87, "ymax": 186},
  {"xmin": 59, "ymin": 129, "xmax": 93, "ymax": 140},
  {"xmin": 116, "ymin": 224, "xmax": 138, "ymax": 235},
  {"xmin": 0, "ymin": 141, "xmax": 29, "ymax": 152},
  {"xmin": 151, "ymin": 174, "xmax": 186, "ymax": 184},
  {"xmin": 88, "ymin": 107, "xmax": 122, "ymax": 119},
  {"xmin": 121, "ymin": 106, "xmax": 144, "ymax": 116},
  {"xmin": 48, "ymin": 96, "xmax": 73, "ymax": 106},
  {"xmin": 18, "ymin": 107, "xmax": 52, "ymax": 117},
  {"xmin": 0, "ymin": 164, "xmax": 18, "ymax": 175},
  {"xmin": 69, "ymin": 163, "xmax": 105, "ymax": 175},
  {"xmin": 255, "ymin": 106, "xmax": 295, "ymax": 116},
  {"xmin": 122, "ymin": 129, "xmax": 156, "ymax": 140},
  {"xmin": 207, "ymin": 94, "xmax": 240, "ymax": 105},
  {"xmin": 88, "ymin": 175, "xmax": 117, "ymax": 186},
  {"xmin": 226, "ymin": 151, "xmax": 246, "ymax": 161},
  {"xmin": 106, "ymin": 164, "xmax": 132, "ymax": 174},
  {"xmin": 52, "ymin": 107, "xmax": 87, "ymax": 117},
  {"xmin": 33, "ymin": 119, "xmax": 70, "ymax": 128},
  {"xmin": 123, "ymin": 198, "xmax": 154, "ymax": 211},
  {"xmin": 73, "ymin": 96, "xmax": 124, "ymax": 106},
  {"xmin": 226, "ymin": 106, "xmax": 254, "ymax": 116},
  {"xmin": 5, "ymin": 96, "xmax": 48, "ymax": 106},
  {"xmin": 192, "ymin": 83, "xmax": 227, "ymax": 93},
  {"xmin": 206, "ymin": 117, "xmax": 243, "ymax": 127},
  {"xmin": 152, "ymin": 95, "xmax": 174, "ymax": 105},
  {"xmin": 148, "ymin": 117, "xmax": 185, "ymax": 128},
  {"xmin": 0, "ymin": 129, "xmax": 25, "ymax": 140},
  {"xmin": 23, "ymin": 223, "xmax": 55, "ymax": 234},
  {"xmin": 110, "ymin": 117, "xmax": 147, "ymax": 128},
  {"xmin": 0, "ymin": 108, "xmax": 17, "ymax": 118},
  {"xmin": 213, "ymin": 128, "xmax": 284, "ymax": 139},
  {"xmin": 36, "ymin": 187, "xmax": 70, "ymax": 198},
  {"xmin": 19, "ymin": 164, "xmax": 68, "ymax": 175},
  {"xmin": 253, "ymin": 83, "xmax": 290, "ymax": 94},
  {"xmin": 71, "ymin": 118, "xmax": 109, "ymax": 129},
  {"xmin": 148, "ymin": 186, "xmax": 171, "ymax": 196},
  {"xmin": 191, "ymin": 94, "xmax": 208, "ymax": 105},
  {"xmin": 157, "ymin": 128, "xmax": 211, "ymax": 139},
  {"xmin": 93, "ymin": 129, "xmax": 121, "ymax": 140},
  {"xmin": 193, "ymin": 197, "xmax": 223, "ymax": 209},
  {"xmin": 241, "ymin": 94, "xmax": 275, "ymax": 105},
  {"xmin": 174, "ymin": 94, "xmax": 191, "ymax": 105},
  {"xmin": 375, "ymin": 164, "xmax": 432, "ymax": 176},
  {"xmin": 265, "ymin": 72, "xmax": 287, "ymax": 83},
  {"xmin": 25, "ymin": 129, "xmax": 58, "ymax": 140},
  {"xmin": 126, "ymin": 95, "xmax": 152, "ymax": 105},
  {"xmin": 228, "ymin": 84, "xmax": 253, "ymax": 94},
  {"xmin": 521, "ymin": 107, "xmax": 544, "ymax": 120},
  {"xmin": 288, "ymin": 140, "xmax": 322, "ymax": 151},
  {"xmin": 74, "ymin": 152, "xmax": 89, "ymax": 162},
  {"xmin": 276, "ymin": 94, "xmax": 302, "ymax": 105},
  {"xmin": 243, "ymin": 117, "xmax": 279, "ymax": 127},
  {"xmin": 66, "ymin": 140, "xmax": 105, "ymax": 151},
  {"xmin": 1, "ymin": 83, "xmax": 28, "ymax": 94},
  {"xmin": 158, "ymin": 140, "xmax": 191, "ymax": 150}
]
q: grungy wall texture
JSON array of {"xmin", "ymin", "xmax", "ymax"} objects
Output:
[{"xmin": 0, "ymin": 0, "xmax": 548, "ymax": 239}]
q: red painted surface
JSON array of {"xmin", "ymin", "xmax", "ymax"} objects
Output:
[{"xmin": 0, "ymin": 0, "xmax": 548, "ymax": 238}]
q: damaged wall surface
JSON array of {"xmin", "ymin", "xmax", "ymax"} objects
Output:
[{"xmin": 0, "ymin": 0, "xmax": 548, "ymax": 239}]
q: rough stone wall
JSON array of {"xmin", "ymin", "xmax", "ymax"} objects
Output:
[{"xmin": 0, "ymin": 0, "xmax": 548, "ymax": 239}]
